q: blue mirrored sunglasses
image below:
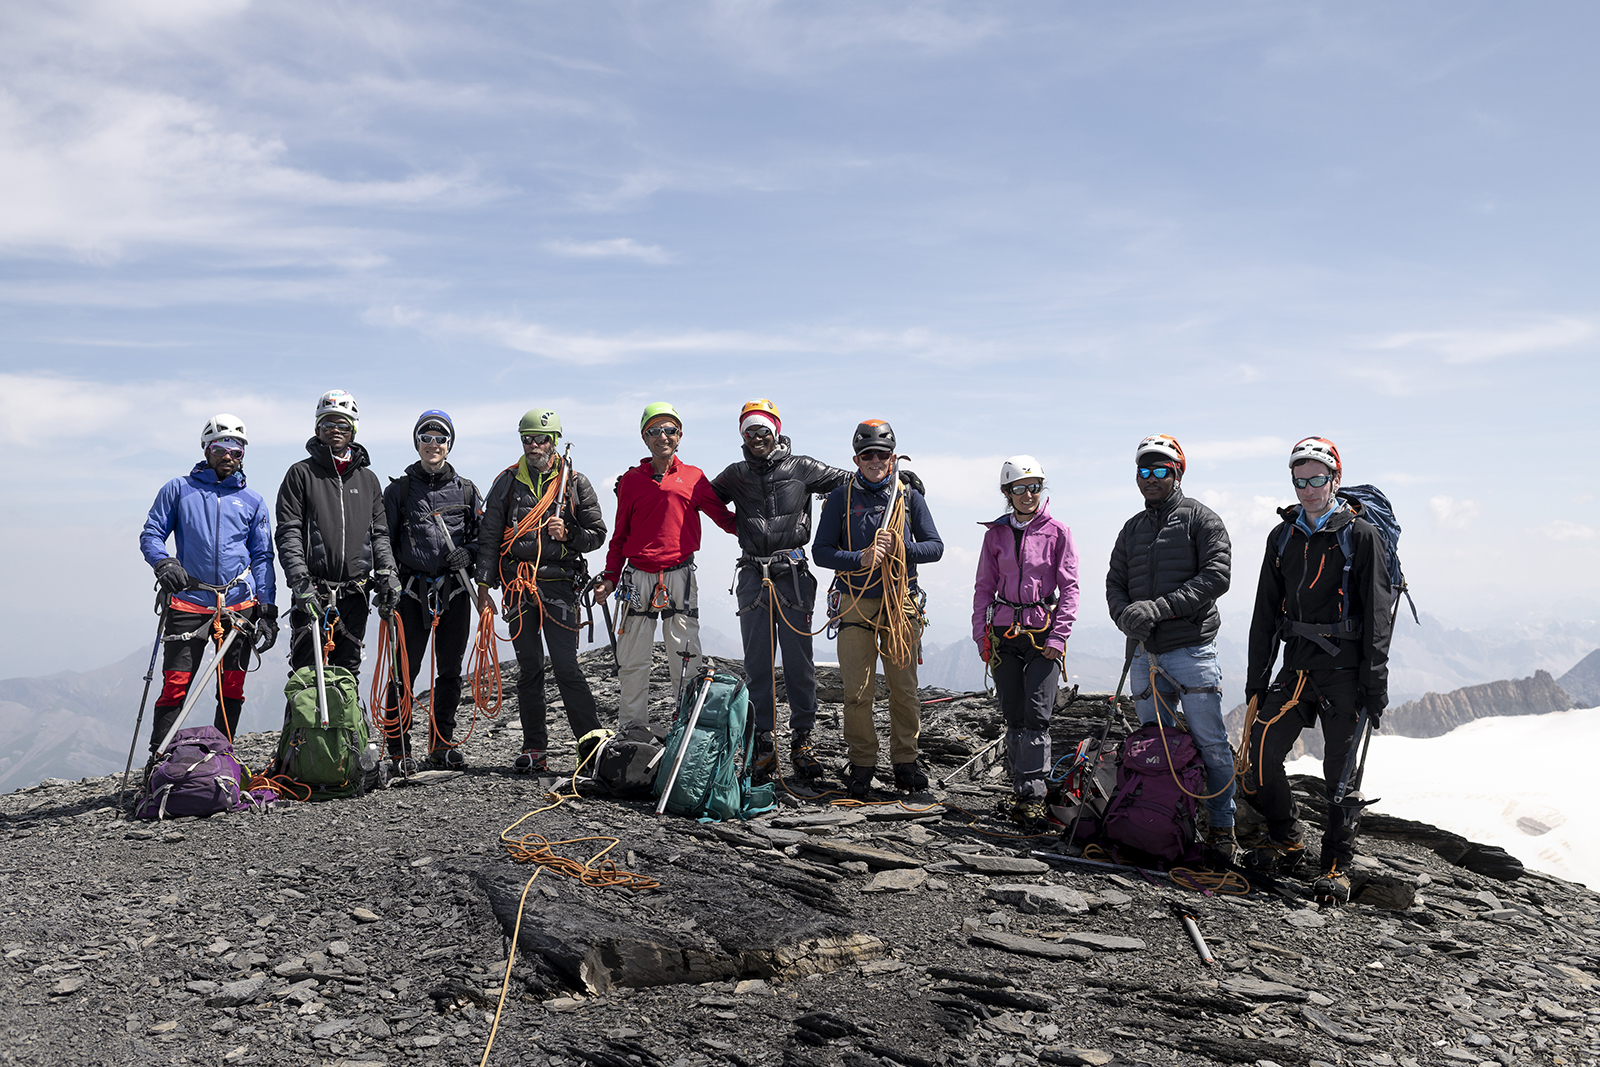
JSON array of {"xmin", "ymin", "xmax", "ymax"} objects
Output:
[{"xmin": 1137, "ymin": 466, "xmax": 1173, "ymax": 480}]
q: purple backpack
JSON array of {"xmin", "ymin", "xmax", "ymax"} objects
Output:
[
  {"xmin": 136, "ymin": 726, "xmax": 246, "ymax": 820},
  {"xmin": 1101, "ymin": 723, "xmax": 1205, "ymax": 863}
]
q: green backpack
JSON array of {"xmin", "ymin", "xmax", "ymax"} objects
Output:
[
  {"xmin": 652, "ymin": 672, "xmax": 776, "ymax": 822},
  {"xmin": 275, "ymin": 666, "xmax": 377, "ymax": 801}
]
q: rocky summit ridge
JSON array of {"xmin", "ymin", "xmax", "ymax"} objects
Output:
[{"xmin": 1, "ymin": 648, "xmax": 1598, "ymax": 1067}]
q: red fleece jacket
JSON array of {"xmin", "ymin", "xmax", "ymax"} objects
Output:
[{"xmin": 602, "ymin": 456, "xmax": 736, "ymax": 581}]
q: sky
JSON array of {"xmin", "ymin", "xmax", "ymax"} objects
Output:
[{"xmin": 2, "ymin": 1, "xmax": 1598, "ymax": 679}]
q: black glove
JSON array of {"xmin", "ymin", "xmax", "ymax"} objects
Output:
[
  {"xmin": 444, "ymin": 546, "xmax": 471, "ymax": 573},
  {"xmin": 1117, "ymin": 600, "xmax": 1159, "ymax": 641},
  {"xmin": 1245, "ymin": 688, "xmax": 1266, "ymax": 709},
  {"xmin": 897, "ymin": 469, "xmax": 926, "ymax": 496},
  {"xmin": 291, "ymin": 582, "xmax": 322, "ymax": 618},
  {"xmin": 1360, "ymin": 689, "xmax": 1386, "ymax": 727},
  {"xmin": 375, "ymin": 575, "xmax": 401, "ymax": 620},
  {"xmin": 154, "ymin": 558, "xmax": 191, "ymax": 595},
  {"xmin": 253, "ymin": 604, "xmax": 280, "ymax": 654}
]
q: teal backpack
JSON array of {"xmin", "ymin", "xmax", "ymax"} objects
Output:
[
  {"xmin": 652, "ymin": 671, "xmax": 776, "ymax": 822},
  {"xmin": 274, "ymin": 666, "xmax": 378, "ymax": 801}
]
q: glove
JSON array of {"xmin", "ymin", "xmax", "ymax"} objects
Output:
[
  {"xmin": 292, "ymin": 582, "xmax": 322, "ymax": 618},
  {"xmin": 444, "ymin": 546, "xmax": 471, "ymax": 573},
  {"xmin": 253, "ymin": 604, "xmax": 280, "ymax": 654},
  {"xmin": 1245, "ymin": 688, "xmax": 1265, "ymax": 709},
  {"xmin": 154, "ymin": 558, "xmax": 191, "ymax": 595},
  {"xmin": 1117, "ymin": 600, "xmax": 1160, "ymax": 641},
  {"xmin": 898, "ymin": 469, "xmax": 926, "ymax": 496},
  {"xmin": 375, "ymin": 575, "xmax": 401, "ymax": 620},
  {"xmin": 1359, "ymin": 689, "xmax": 1386, "ymax": 726}
]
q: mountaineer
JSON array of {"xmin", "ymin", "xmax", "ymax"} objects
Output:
[
  {"xmin": 812, "ymin": 420, "xmax": 943, "ymax": 799},
  {"xmin": 593, "ymin": 403, "xmax": 736, "ymax": 743},
  {"xmin": 275, "ymin": 390, "xmax": 399, "ymax": 684},
  {"xmin": 476, "ymin": 409, "xmax": 607, "ymax": 775},
  {"xmin": 1105, "ymin": 433, "xmax": 1237, "ymax": 860},
  {"xmin": 711, "ymin": 399, "xmax": 850, "ymax": 783},
  {"xmin": 138, "ymin": 414, "xmax": 278, "ymax": 752},
  {"xmin": 380, "ymin": 410, "xmax": 482, "ymax": 773},
  {"xmin": 972, "ymin": 456, "xmax": 1079, "ymax": 832},
  {"xmin": 1243, "ymin": 436, "xmax": 1393, "ymax": 904}
]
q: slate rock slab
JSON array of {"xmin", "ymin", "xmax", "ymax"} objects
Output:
[
  {"xmin": 1058, "ymin": 931, "xmax": 1145, "ymax": 951},
  {"xmin": 798, "ymin": 840, "xmax": 924, "ymax": 870},
  {"xmin": 986, "ymin": 884, "xmax": 1091, "ymax": 915},
  {"xmin": 958, "ymin": 854, "xmax": 1050, "ymax": 875},
  {"xmin": 1219, "ymin": 976, "xmax": 1309, "ymax": 1002},
  {"xmin": 968, "ymin": 930, "xmax": 1093, "ymax": 960}
]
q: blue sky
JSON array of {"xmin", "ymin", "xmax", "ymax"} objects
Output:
[{"xmin": 2, "ymin": 1, "xmax": 1597, "ymax": 679}]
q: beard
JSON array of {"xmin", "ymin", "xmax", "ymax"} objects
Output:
[{"xmin": 529, "ymin": 451, "xmax": 554, "ymax": 472}]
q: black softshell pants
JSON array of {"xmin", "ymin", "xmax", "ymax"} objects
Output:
[
  {"xmin": 1244, "ymin": 667, "xmax": 1363, "ymax": 866},
  {"xmin": 509, "ymin": 581, "xmax": 601, "ymax": 753},
  {"xmin": 384, "ymin": 577, "xmax": 473, "ymax": 756},
  {"xmin": 736, "ymin": 563, "xmax": 820, "ymax": 736},
  {"xmin": 993, "ymin": 633, "xmax": 1059, "ymax": 800}
]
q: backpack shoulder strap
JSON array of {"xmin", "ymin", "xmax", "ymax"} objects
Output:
[{"xmin": 1336, "ymin": 522, "xmax": 1356, "ymax": 623}]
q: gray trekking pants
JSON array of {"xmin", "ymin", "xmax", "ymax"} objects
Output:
[{"xmin": 994, "ymin": 633, "xmax": 1059, "ymax": 800}]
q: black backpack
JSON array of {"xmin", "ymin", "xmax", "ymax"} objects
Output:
[{"xmin": 1275, "ymin": 484, "xmax": 1418, "ymax": 626}]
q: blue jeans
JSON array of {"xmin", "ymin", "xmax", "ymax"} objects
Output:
[{"xmin": 1131, "ymin": 642, "xmax": 1235, "ymax": 829}]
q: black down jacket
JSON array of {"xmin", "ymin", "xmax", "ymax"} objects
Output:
[
  {"xmin": 475, "ymin": 461, "xmax": 605, "ymax": 587},
  {"xmin": 711, "ymin": 437, "xmax": 851, "ymax": 560},
  {"xmin": 1246, "ymin": 505, "xmax": 1392, "ymax": 710},
  {"xmin": 382, "ymin": 462, "xmax": 482, "ymax": 578},
  {"xmin": 1105, "ymin": 487, "xmax": 1231, "ymax": 654},
  {"xmin": 275, "ymin": 438, "xmax": 396, "ymax": 588}
]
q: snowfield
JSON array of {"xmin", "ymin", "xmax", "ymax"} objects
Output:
[{"xmin": 1289, "ymin": 705, "xmax": 1600, "ymax": 890}]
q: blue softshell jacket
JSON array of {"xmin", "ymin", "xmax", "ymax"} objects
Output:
[
  {"xmin": 812, "ymin": 473, "xmax": 944, "ymax": 598},
  {"xmin": 140, "ymin": 462, "xmax": 278, "ymax": 610}
]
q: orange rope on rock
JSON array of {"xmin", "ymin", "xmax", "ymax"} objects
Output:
[{"xmin": 468, "ymin": 597, "xmax": 504, "ymax": 721}]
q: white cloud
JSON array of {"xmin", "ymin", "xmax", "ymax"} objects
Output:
[
  {"xmin": 543, "ymin": 237, "xmax": 672, "ymax": 264},
  {"xmin": 1194, "ymin": 489, "xmax": 1285, "ymax": 547},
  {"xmin": 1430, "ymin": 495, "xmax": 1481, "ymax": 531},
  {"xmin": 1185, "ymin": 436, "xmax": 1288, "ymax": 463},
  {"xmin": 1532, "ymin": 521, "xmax": 1596, "ymax": 543},
  {"xmin": 1371, "ymin": 317, "xmax": 1594, "ymax": 364}
]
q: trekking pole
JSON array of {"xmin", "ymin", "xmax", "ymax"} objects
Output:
[
  {"xmin": 117, "ymin": 596, "xmax": 170, "ymax": 811},
  {"xmin": 154, "ymin": 622, "xmax": 247, "ymax": 756},
  {"xmin": 1064, "ymin": 638, "xmax": 1137, "ymax": 852},
  {"xmin": 430, "ymin": 507, "xmax": 480, "ymax": 613},
  {"xmin": 656, "ymin": 665, "xmax": 717, "ymax": 815},
  {"xmin": 312, "ymin": 610, "xmax": 330, "ymax": 728}
]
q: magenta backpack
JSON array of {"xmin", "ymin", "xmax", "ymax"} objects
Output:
[
  {"xmin": 135, "ymin": 726, "xmax": 247, "ymax": 820},
  {"xmin": 1101, "ymin": 723, "xmax": 1206, "ymax": 863}
]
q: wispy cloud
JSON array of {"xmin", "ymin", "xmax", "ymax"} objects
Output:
[
  {"xmin": 1371, "ymin": 317, "xmax": 1595, "ymax": 364},
  {"xmin": 1185, "ymin": 436, "xmax": 1289, "ymax": 463},
  {"xmin": 1531, "ymin": 520, "xmax": 1596, "ymax": 542},
  {"xmin": 543, "ymin": 237, "xmax": 672, "ymax": 264},
  {"xmin": 1430, "ymin": 495, "xmax": 1481, "ymax": 531}
]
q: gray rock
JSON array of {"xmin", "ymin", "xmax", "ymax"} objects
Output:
[
  {"xmin": 1058, "ymin": 931, "xmax": 1144, "ymax": 951},
  {"xmin": 863, "ymin": 868, "xmax": 926, "ymax": 893},
  {"xmin": 1219, "ymin": 977, "xmax": 1309, "ymax": 1001},
  {"xmin": 986, "ymin": 884, "xmax": 1090, "ymax": 914},
  {"xmin": 958, "ymin": 854, "xmax": 1050, "ymax": 875},
  {"xmin": 1301, "ymin": 1006, "xmax": 1377, "ymax": 1045},
  {"xmin": 206, "ymin": 975, "xmax": 267, "ymax": 1008},
  {"xmin": 968, "ymin": 930, "xmax": 1093, "ymax": 960}
]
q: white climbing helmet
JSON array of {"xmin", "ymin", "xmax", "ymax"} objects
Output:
[
  {"xmin": 1000, "ymin": 455, "xmax": 1044, "ymax": 485},
  {"xmin": 1288, "ymin": 436, "xmax": 1341, "ymax": 476},
  {"xmin": 201, "ymin": 413, "xmax": 248, "ymax": 449},
  {"xmin": 315, "ymin": 389, "xmax": 359, "ymax": 434}
]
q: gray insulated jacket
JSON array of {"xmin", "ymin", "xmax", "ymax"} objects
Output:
[{"xmin": 1105, "ymin": 487, "xmax": 1231, "ymax": 654}]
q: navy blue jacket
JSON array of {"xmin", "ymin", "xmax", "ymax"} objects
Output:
[
  {"xmin": 140, "ymin": 463, "xmax": 277, "ymax": 610},
  {"xmin": 382, "ymin": 462, "xmax": 482, "ymax": 579},
  {"xmin": 812, "ymin": 473, "xmax": 943, "ymax": 598}
]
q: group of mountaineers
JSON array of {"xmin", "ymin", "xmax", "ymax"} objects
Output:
[{"xmin": 139, "ymin": 391, "xmax": 1396, "ymax": 905}]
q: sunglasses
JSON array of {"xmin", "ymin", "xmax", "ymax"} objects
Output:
[
  {"xmin": 1293, "ymin": 474, "xmax": 1333, "ymax": 489},
  {"xmin": 1007, "ymin": 482, "xmax": 1044, "ymax": 496},
  {"xmin": 1137, "ymin": 466, "xmax": 1174, "ymax": 480},
  {"xmin": 856, "ymin": 450, "xmax": 892, "ymax": 462},
  {"xmin": 318, "ymin": 421, "xmax": 353, "ymax": 434},
  {"xmin": 207, "ymin": 445, "xmax": 244, "ymax": 460},
  {"xmin": 644, "ymin": 425, "xmax": 680, "ymax": 439},
  {"xmin": 417, "ymin": 433, "xmax": 451, "ymax": 445},
  {"xmin": 742, "ymin": 427, "xmax": 773, "ymax": 440},
  {"xmin": 521, "ymin": 433, "xmax": 556, "ymax": 445}
]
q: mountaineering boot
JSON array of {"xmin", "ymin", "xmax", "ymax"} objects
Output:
[
  {"xmin": 513, "ymin": 749, "xmax": 548, "ymax": 775},
  {"xmin": 751, "ymin": 730, "xmax": 778, "ymax": 784},
  {"xmin": 1249, "ymin": 824, "xmax": 1307, "ymax": 873},
  {"xmin": 396, "ymin": 756, "xmax": 419, "ymax": 777},
  {"xmin": 893, "ymin": 761, "xmax": 929, "ymax": 793},
  {"xmin": 1314, "ymin": 861, "xmax": 1352, "ymax": 906},
  {"xmin": 993, "ymin": 794, "xmax": 1016, "ymax": 823},
  {"xmin": 1205, "ymin": 825, "xmax": 1243, "ymax": 866},
  {"xmin": 1012, "ymin": 798, "xmax": 1053, "ymax": 834},
  {"xmin": 442, "ymin": 749, "xmax": 465, "ymax": 770},
  {"xmin": 845, "ymin": 764, "xmax": 875, "ymax": 800},
  {"xmin": 789, "ymin": 732, "xmax": 825, "ymax": 780}
]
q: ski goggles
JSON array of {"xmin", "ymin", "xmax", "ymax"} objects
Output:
[
  {"xmin": 1293, "ymin": 474, "xmax": 1333, "ymax": 489},
  {"xmin": 207, "ymin": 441, "xmax": 245, "ymax": 459},
  {"xmin": 1137, "ymin": 466, "xmax": 1174, "ymax": 480},
  {"xmin": 644, "ymin": 424, "xmax": 681, "ymax": 439},
  {"xmin": 1007, "ymin": 482, "xmax": 1044, "ymax": 496},
  {"xmin": 521, "ymin": 432, "xmax": 556, "ymax": 445},
  {"xmin": 417, "ymin": 433, "xmax": 451, "ymax": 445}
]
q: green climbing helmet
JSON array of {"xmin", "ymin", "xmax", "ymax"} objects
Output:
[
  {"xmin": 519, "ymin": 409, "xmax": 562, "ymax": 438},
  {"xmin": 639, "ymin": 401, "xmax": 682, "ymax": 431}
]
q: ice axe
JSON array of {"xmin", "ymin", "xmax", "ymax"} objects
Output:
[
  {"xmin": 656, "ymin": 665, "xmax": 717, "ymax": 816},
  {"xmin": 430, "ymin": 506, "xmax": 480, "ymax": 613},
  {"xmin": 593, "ymin": 580, "xmax": 620, "ymax": 676},
  {"xmin": 153, "ymin": 616, "xmax": 251, "ymax": 756},
  {"xmin": 1063, "ymin": 638, "xmax": 1136, "ymax": 852},
  {"xmin": 117, "ymin": 595, "xmax": 171, "ymax": 811}
]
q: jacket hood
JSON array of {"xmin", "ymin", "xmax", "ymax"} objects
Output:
[
  {"xmin": 980, "ymin": 498, "xmax": 1053, "ymax": 530},
  {"xmin": 188, "ymin": 461, "xmax": 246, "ymax": 488},
  {"xmin": 741, "ymin": 434, "xmax": 793, "ymax": 469},
  {"xmin": 305, "ymin": 437, "xmax": 372, "ymax": 474}
]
